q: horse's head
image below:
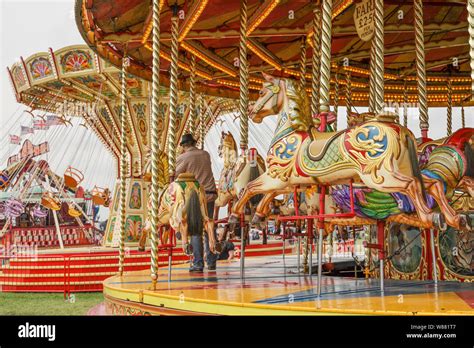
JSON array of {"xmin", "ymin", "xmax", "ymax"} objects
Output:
[
  {"xmin": 250, "ymin": 73, "xmax": 312, "ymax": 131},
  {"xmin": 218, "ymin": 131, "xmax": 237, "ymax": 165},
  {"xmin": 249, "ymin": 72, "xmax": 286, "ymax": 123}
]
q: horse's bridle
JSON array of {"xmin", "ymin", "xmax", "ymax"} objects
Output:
[{"xmin": 251, "ymin": 80, "xmax": 281, "ymax": 116}]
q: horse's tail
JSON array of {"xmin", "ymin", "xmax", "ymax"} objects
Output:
[
  {"xmin": 406, "ymin": 134, "xmax": 427, "ymax": 199},
  {"xmin": 186, "ymin": 189, "xmax": 204, "ymax": 236},
  {"xmin": 422, "ymin": 144, "xmax": 470, "ymax": 194},
  {"xmin": 249, "ymin": 163, "xmax": 263, "ymax": 206}
]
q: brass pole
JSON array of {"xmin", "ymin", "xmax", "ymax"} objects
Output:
[
  {"xmin": 150, "ymin": 0, "xmax": 161, "ymax": 289},
  {"xmin": 403, "ymin": 79, "xmax": 408, "ymax": 126},
  {"xmin": 168, "ymin": 12, "xmax": 179, "ymax": 182},
  {"xmin": 311, "ymin": 3, "xmax": 322, "ymax": 116},
  {"xmin": 299, "ymin": 36, "xmax": 307, "ymax": 92},
  {"xmin": 461, "ymin": 104, "xmax": 466, "ymax": 128},
  {"xmin": 319, "ymin": 0, "xmax": 333, "ymax": 112},
  {"xmin": 188, "ymin": 55, "xmax": 197, "ymax": 135},
  {"xmin": 414, "ymin": 0, "xmax": 429, "ymax": 138},
  {"xmin": 238, "ymin": 0, "xmax": 249, "ymax": 151},
  {"xmin": 447, "ymin": 78, "xmax": 452, "ymax": 136},
  {"xmin": 345, "ymin": 71, "xmax": 352, "ymax": 125},
  {"xmin": 199, "ymin": 94, "xmax": 205, "ymax": 149},
  {"xmin": 373, "ymin": 0, "xmax": 385, "ymax": 114},
  {"xmin": 334, "ymin": 70, "xmax": 339, "ymax": 131},
  {"xmin": 118, "ymin": 55, "xmax": 128, "ymax": 276},
  {"xmin": 368, "ymin": 44, "xmax": 376, "ymax": 113}
]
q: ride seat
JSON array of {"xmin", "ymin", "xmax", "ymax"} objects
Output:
[
  {"xmin": 307, "ymin": 130, "xmax": 341, "ymax": 161},
  {"xmin": 175, "ymin": 172, "xmax": 197, "ymax": 182}
]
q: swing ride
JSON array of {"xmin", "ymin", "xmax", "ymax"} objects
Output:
[{"xmin": 1, "ymin": 0, "xmax": 473, "ymax": 315}]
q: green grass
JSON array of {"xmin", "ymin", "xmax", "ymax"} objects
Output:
[{"xmin": 0, "ymin": 292, "xmax": 104, "ymax": 315}]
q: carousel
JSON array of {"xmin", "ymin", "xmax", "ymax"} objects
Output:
[{"xmin": 4, "ymin": 0, "xmax": 473, "ymax": 314}]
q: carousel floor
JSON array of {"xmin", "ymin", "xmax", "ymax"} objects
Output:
[{"xmin": 103, "ymin": 255, "xmax": 474, "ymax": 316}]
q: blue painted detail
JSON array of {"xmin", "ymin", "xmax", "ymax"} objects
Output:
[
  {"xmin": 356, "ymin": 126, "xmax": 388, "ymax": 158},
  {"xmin": 275, "ymin": 137, "xmax": 299, "ymax": 160},
  {"xmin": 422, "ymin": 169, "xmax": 447, "ymax": 193},
  {"xmin": 254, "ymin": 279, "xmax": 474, "ymax": 304}
]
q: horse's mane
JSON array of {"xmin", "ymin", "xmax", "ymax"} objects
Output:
[
  {"xmin": 283, "ymin": 78, "xmax": 312, "ymax": 131},
  {"xmin": 222, "ymin": 132, "xmax": 238, "ymax": 153}
]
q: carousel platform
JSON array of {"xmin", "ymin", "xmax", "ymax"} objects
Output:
[
  {"xmin": 0, "ymin": 240, "xmax": 292, "ymax": 292},
  {"xmin": 103, "ymin": 255, "xmax": 474, "ymax": 316}
]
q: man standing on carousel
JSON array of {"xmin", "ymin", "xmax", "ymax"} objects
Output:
[{"xmin": 175, "ymin": 133, "xmax": 218, "ymax": 272}]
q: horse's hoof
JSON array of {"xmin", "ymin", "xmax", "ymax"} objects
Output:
[
  {"xmin": 433, "ymin": 213, "xmax": 447, "ymax": 231},
  {"xmin": 185, "ymin": 243, "xmax": 193, "ymax": 256},
  {"xmin": 228, "ymin": 214, "xmax": 239, "ymax": 225}
]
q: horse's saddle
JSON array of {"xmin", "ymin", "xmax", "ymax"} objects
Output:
[
  {"xmin": 176, "ymin": 172, "xmax": 197, "ymax": 182},
  {"xmin": 307, "ymin": 129, "xmax": 343, "ymax": 161}
]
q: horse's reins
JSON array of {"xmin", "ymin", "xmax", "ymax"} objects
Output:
[{"xmin": 252, "ymin": 82, "xmax": 281, "ymax": 116}]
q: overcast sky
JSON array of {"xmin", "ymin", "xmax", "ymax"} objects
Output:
[{"xmin": 1, "ymin": 0, "xmax": 473, "ymax": 195}]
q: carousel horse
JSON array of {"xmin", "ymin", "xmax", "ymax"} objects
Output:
[
  {"xmin": 215, "ymin": 131, "xmax": 266, "ymax": 219},
  {"xmin": 139, "ymin": 173, "xmax": 217, "ymax": 255},
  {"xmin": 330, "ymin": 128, "xmax": 474, "ymax": 231},
  {"xmin": 228, "ymin": 73, "xmax": 461, "ymax": 232}
]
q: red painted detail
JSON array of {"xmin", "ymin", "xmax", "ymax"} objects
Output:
[
  {"xmin": 0, "ymin": 242, "xmax": 291, "ymax": 292},
  {"xmin": 293, "ymin": 131, "xmax": 310, "ymax": 178},
  {"xmin": 445, "ymin": 127, "xmax": 474, "ymax": 149},
  {"xmin": 364, "ymin": 242, "xmax": 382, "ymax": 250}
]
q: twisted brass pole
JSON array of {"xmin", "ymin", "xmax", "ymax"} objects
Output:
[
  {"xmin": 238, "ymin": 0, "xmax": 249, "ymax": 151},
  {"xmin": 403, "ymin": 79, "xmax": 408, "ymax": 126},
  {"xmin": 334, "ymin": 71, "xmax": 339, "ymax": 131},
  {"xmin": 299, "ymin": 36, "xmax": 307, "ymax": 92},
  {"xmin": 368, "ymin": 44, "xmax": 376, "ymax": 113},
  {"xmin": 168, "ymin": 14, "xmax": 179, "ymax": 181},
  {"xmin": 468, "ymin": 0, "xmax": 474, "ymax": 97},
  {"xmin": 373, "ymin": 0, "xmax": 384, "ymax": 114},
  {"xmin": 461, "ymin": 104, "xmax": 466, "ymax": 128},
  {"xmin": 188, "ymin": 55, "xmax": 197, "ymax": 135},
  {"xmin": 118, "ymin": 55, "xmax": 128, "ymax": 276},
  {"xmin": 311, "ymin": 4, "xmax": 322, "ymax": 116},
  {"xmin": 345, "ymin": 71, "xmax": 352, "ymax": 126},
  {"xmin": 447, "ymin": 78, "xmax": 452, "ymax": 136},
  {"xmin": 150, "ymin": 0, "xmax": 161, "ymax": 289},
  {"xmin": 414, "ymin": 0, "xmax": 429, "ymax": 138},
  {"xmin": 199, "ymin": 94, "xmax": 205, "ymax": 149},
  {"xmin": 319, "ymin": 0, "xmax": 332, "ymax": 113}
]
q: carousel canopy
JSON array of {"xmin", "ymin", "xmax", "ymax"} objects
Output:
[
  {"xmin": 75, "ymin": 0, "xmax": 474, "ymax": 106},
  {"xmin": 7, "ymin": 45, "xmax": 236, "ymax": 177}
]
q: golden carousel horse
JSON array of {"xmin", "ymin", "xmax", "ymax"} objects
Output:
[
  {"xmin": 139, "ymin": 173, "xmax": 217, "ymax": 255},
  {"xmin": 228, "ymin": 73, "xmax": 470, "ymax": 232},
  {"xmin": 215, "ymin": 131, "xmax": 266, "ymax": 219}
]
